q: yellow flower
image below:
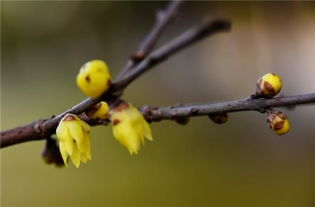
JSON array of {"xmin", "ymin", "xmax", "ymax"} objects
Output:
[
  {"xmin": 86, "ymin": 101, "xmax": 110, "ymax": 120},
  {"xmin": 110, "ymin": 102, "xmax": 153, "ymax": 155},
  {"xmin": 256, "ymin": 73, "xmax": 282, "ymax": 98},
  {"xmin": 76, "ymin": 60, "xmax": 112, "ymax": 98},
  {"xmin": 267, "ymin": 110, "xmax": 290, "ymax": 135},
  {"xmin": 56, "ymin": 114, "xmax": 92, "ymax": 168}
]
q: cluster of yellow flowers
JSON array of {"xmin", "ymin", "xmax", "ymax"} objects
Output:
[
  {"xmin": 256, "ymin": 73, "xmax": 290, "ymax": 135},
  {"xmin": 55, "ymin": 60, "xmax": 153, "ymax": 168},
  {"xmin": 53, "ymin": 60, "xmax": 291, "ymax": 168}
]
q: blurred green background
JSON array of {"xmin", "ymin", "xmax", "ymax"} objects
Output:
[{"xmin": 1, "ymin": 1, "xmax": 315, "ymax": 207}]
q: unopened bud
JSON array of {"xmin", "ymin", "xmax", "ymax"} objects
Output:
[
  {"xmin": 76, "ymin": 60, "xmax": 112, "ymax": 98},
  {"xmin": 174, "ymin": 116, "xmax": 190, "ymax": 125},
  {"xmin": 256, "ymin": 73, "xmax": 282, "ymax": 98},
  {"xmin": 86, "ymin": 101, "xmax": 110, "ymax": 119},
  {"xmin": 267, "ymin": 110, "xmax": 290, "ymax": 135},
  {"xmin": 208, "ymin": 113, "xmax": 228, "ymax": 124}
]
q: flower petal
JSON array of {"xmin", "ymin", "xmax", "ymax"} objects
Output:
[
  {"xmin": 113, "ymin": 124, "xmax": 140, "ymax": 155},
  {"xmin": 85, "ymin": 134, "xmax": 92, "ymax": 160},
  {"xmin": 143, "ymin": 121, "xmax": 153, "ymax": 141},
  {"xmin": 68, "ymin": 121, "xmax": 84, "ymax": 150},
  {"xmin": 79, "ymin": 120, "xmax": 91, "ymax": 132},
  {"xmin": 70, "ymin": 143, "xmax": 81, "ymax": 168},
  {"xmin": 65, "ymin": 140, "xmax": 74, "ymax": 156},
  {"xmin": 59, "ymin": 141, "xmax": 68, "ymax": 167},
  {"xmin": 56, "ymin": 121, "xmax": 70, "ymax": 142},
  {"xmin": 80, "ymin": 153, "xmax": 88, "ymax": 163}
]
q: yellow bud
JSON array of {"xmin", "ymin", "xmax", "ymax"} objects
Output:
[
  {"xmin": 267, "ymin": 110, "xmax": 290, "ymax": 135},
  {"xmin": 110, "ymin": 102, "xmax": 153, "ymax": 155},
  {"xmin": 76, "ymin": 60, "xmax": 112, "ymax": 98},
  {"xmin": 86, "ymin": 101, "xmax": 110, "ymax": 120},
  {"xmin": 56, "ymin": 114, "xmax": 92, "ymax": 168},
  {"xmin": 208, "ymin": 113, "xmax": 228, "ymax": 124},
  {"xmin": 256, "ymin": 73, "xmax": 282, "ymax": 98}
]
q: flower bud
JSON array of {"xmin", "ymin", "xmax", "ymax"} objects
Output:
[
  {"xmin": 208, "ymin": 113, "xmax": 228, "ymax": 124},
  {"xmin": 174, "ymin": 116, "xmax": 190, "ymax": 125},
  {"xmin": 56, "ymin": 114, "xmax": 92, "ymax": 168},
  {"xmin": 110, "ymin": 102, "xmax": 153, "ymax": 155},
  {"xmin": 76, "ymin": 60, "xmax": 112, "ymax": 98},
  {"xmin": 267, "ymin": 110, "xmax": 290, "ymax": 135},
  {"xmin": 41, "ymin": 137, "xmax": 64, "ymax": 167},
  {"xmin": 256, "ymin": 73, "xmax": 282, "ymax": 98},
  {"xmin": 86, "ymin": 101, "xmax": 110, "ymax": 120}
]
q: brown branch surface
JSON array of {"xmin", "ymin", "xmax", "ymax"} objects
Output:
[{"xmin": 0, "ymin": 18, "xmax": 231, "ymax": 148}]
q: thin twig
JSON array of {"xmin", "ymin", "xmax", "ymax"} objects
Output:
[
  {"xmin": 1, "ymin": 93, "xmax": 314, "ymax": 148},
  {"xmin": 114, "ymin": 18, "xmax": 231, "ymax": 90},
  {"xmin": 116, "ymin": 0, "xmax": 184, "ymax": 80}
]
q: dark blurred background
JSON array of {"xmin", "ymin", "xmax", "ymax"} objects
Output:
[{"xmin": 1, "ymin": 1, "xmax": 315, "ymax": 207}]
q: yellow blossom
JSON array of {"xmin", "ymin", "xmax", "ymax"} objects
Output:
[
  {"xmin": 76, "ymin": 60, "xmax": 112, "ymax": 98},
  {"xmin": 86, "ymin": 101, "xmax": 110, "ymax": 120},
  {"xmin": 267, "ymin": 110, "xmax": 290, "ymax": 135},
  {"xmin": 110, "ymin": 102, "xmax": 153, "ymax": 155},
  {"xmin": 56, "ymin": 114, "xmax": 92, "ymax": 167},
  {"xmin": 256, "ymin": 73, "xmax": 282, "ymax": 98}
]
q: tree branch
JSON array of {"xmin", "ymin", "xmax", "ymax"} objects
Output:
[
  {"xmin": 140, "ymin": 93, "xmax": 315, "ymax": 122},
  {"xmin": 0, "ymin": 18, "xmax": 231, "ymax": 148},
  {"xmin": 116, "ymin": 0, "xmax": 184, "ymax": 80},
  {"xmin": 2, "ymin": 93, "xmax": 314, "ymax": 148},
  {"xmin": 114, "ymin": 18, "xmax": 231, "ymax": 91}
]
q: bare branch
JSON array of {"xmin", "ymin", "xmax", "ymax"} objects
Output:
[
  {"xmin": 0, "ymin": 120, "xmax": 46, "ymax": 148},
  {"xmin": 141, "ymin": 93, "xmax": 315, "ymax": 122},
  {"xmin": 117, "ymin": 0, "xmax": 184, "ymax": 80},
  {"xmin": 114, "ymin": 18, "xmax": 231, "ymax": 90}
]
